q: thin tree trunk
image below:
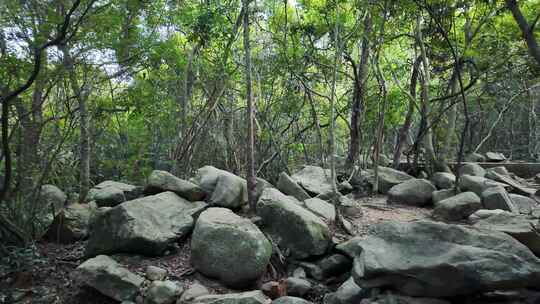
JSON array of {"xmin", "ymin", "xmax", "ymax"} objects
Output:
[
  {"xmin": 243, "ymin": 0, "xmax": 256, "ymax": 212},
  {"xmin": 505, "ymin": 0, "xmax": 540, "ymax": 68}
]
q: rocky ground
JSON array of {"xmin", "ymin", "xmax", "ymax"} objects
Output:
[{"xmin": 1, "ymin": 158, "xmax": 540, "ymax": 304}]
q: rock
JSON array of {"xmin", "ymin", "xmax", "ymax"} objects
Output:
[
  {"xmin": 86, "ymin": 192, "xmax": 207, "ymax": 257},
  {"xmin": 45, "ymin": 203, "xmax": 93, "ymax": 243},
  {"xmin": 291, "ymin": 166, "xmax": 333, "ymax": 196},
  {"xmin": 510, "ymin": 194, "xmax": 538, "ymax": 214},
  {"xmin": 192, "ymin": 166, "xmax": 247, "ymax": 209},
  {"xmin": 301, "ymin": 254, "xmax": 352, "ymax": 281},
  {"xmin": 257, "ymin": 188, "xmax": 331, "ymax": 258},
  {"xmin": 178, "ymin": 282, "xmax": 209, "ymax": 303},
  {"xmin": 465, "ymin": 152, "xmax": 486, "ymax": 162},
  {"xmin": 485, "ymin": 152, "xmax": 506, "ymax": 162},
  {"xmin": 304, "ymin": 198, "xmax": 336, "ymax": 221},
  {"xmin": 292, "ymin": 268, "xmax": 307, "ymax": 279},
  {"xmin": 146, "ymin": 170, "xmax": 206, "ymax": 201},
  {"xmin": 277, "ymin": 172, "xmax": 311, "ymax": 201},
  {"xmin": 360, "ymin": 294, "xmax": 450, "ymax": 304},
  {"xmin": 339, "ymin": 197, "xmax": 363, "ymax": 218},
  {"xmin": 40, "ymin": 184, "xmax": 67, "ymax": 212},
  {"xmin": 255, "ymin": 178, "xmax": 274, "ymax": 202},
  {"xmin": 272, "ymin": 297, "xmax": 312, "ymax": 304},
  {"xmin": 75, "ymin": 255, "xmax": 144, "ymax": 302},
  {"xmin": 481, "ymin": 186, "xmax": 519, "ymax": 213},
  {"xmin": 485, "ymin": 170, "xmax": 537, "ymax": 196},
  {"xmin": 486, "ymin": 166, "xmax": 510, "ymax": 177},
  {"xmin": 468, "ymin": 209, "xmax": 508, "ymax": 223},
  {"xmin": 387, "ymin": 179, "xmax": 435, "ymax": 206},
  {"xmin": 459, "ymin": 163, "xmax": 486, "ymax": 177},
  {"xmin": 284, "ymin": 278, "xmax": 312, "ymax": 297},
  {"xmin": 370, "ymin": 166, "xmax": 414, "ymax": 194},
  {"xmin": 431, "ymin": 189, "xmax": 455, "ymax": 204},
  {"xmin": 432, "ymin": 192, "xmax": 482, "ymax": 221},
  {"xmin": 458, "ymin": 174, "xmax": 507, "ymax": 196},
  {"xmin": 88, "ymin": 180, "xmax": 141, "ymax": 206},
  {"xmin": 192, "ymin": 291, "xmax": 269, "ymax": 304},
  {"xmin": 146, "ymin": 266, "xmax": 168, "ymax": 281},
  {"xmin": 191, "ymin": 208, "xmax": 272, "ymax": 288},
  {"xmin": 351, "ymin": 220, "xmax": 540, "ymax": 297},
  {"xmin": 261, "ymin": 281, "xmax": 284, "ymax": 299},
  {"xmin": 335, "ymin": 237, "xmax": 363, "ymax": 258},
  {"xmin": 338, "ymin": 181, "xmax": 353, "ymax": 195},
  {"xmin": 430, "ymin": 172, "xmax": 455, "ymax": 190},
  {"xmin": 323, "ymin": 277, "xmax": 367, "ymax": 304},
  {"xmin": 145, "ymin": 280, "xmax": 183, "ymax": 304},
  {"xmin": 473, "ymin": 212, "xmax": 540, "ymax": 256}
]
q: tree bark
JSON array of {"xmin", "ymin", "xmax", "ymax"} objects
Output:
[{"xmin": 346, "ymin": 13, "xmax": 371, "ymax": 166}]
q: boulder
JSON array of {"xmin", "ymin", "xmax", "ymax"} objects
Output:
[
  {"xmin": 75, "ymin": 255, "xmax": 144, "ymax": 302},
  {"xmin": 323, "ymin": 277, "xmax": 367, "ymax": 304},
  {"xmin": 291, "ymin": 166, "xmax": 333, "ymax": 196},
  {"xmin": 257, "ymin": 188, "xmax": 331, "ymax": 258},
  {"xmin": 277, "ymin": 172, "xmax": 311, "ymax": 201},
  {"xmin": 473, "ymin": 212, "xmax": 540, "ymax": 256},
  {"xmin": 430, "ymin": 172, "xmax": 455, "ymax": 190},
  {"xmin": 284, "ymin": 277, "xmax": 312, "ymax": 297},
  {"xmin": 145, "ymin": 280, "xmax": 183, "ymax": 304},
  {"xmin": 510, "ymin": 194, "xmax": 538, "ymax": 214},
  {"xmin": 485, "ymin": 152, "xmax": 506, "ymax": 162},
  {"xmin": 465, "ymin": 152, "xmax": 486, "ymax": 162},
  {"xmin": 432, "ymin": 192, "xmax": 482, "ymax": 221},
  {"xmin": 255, "ymin": 178, "xmax": 274, "ymax": 202},
  {"xmin": 192, "ymin": 166, "xmax": 247, "ymax": 209},
  {"xmin": 468, "ymin": 209, "xmax": 507, "ymax": 223},
  {"xmin": 360, "ymin": 294, "xmax": 450, "ymax": 304},
  {"xmin": 272, "ymin": 297, "xmax": 312, "ymax": 304},
  {"xmin": 370, "ymin": 167, "xmax": 414, "ymax": 194},
  {"xmin": 45, "ymin": 203, "xmax": 94, "ymax": 243},
  {"xmin": 486, "ymin": 166, "xmax": 510, "ymax": 177},
  {"xmin": 351, "ymin": 220, "xmax": 540, "ymax": 297},
  {"xmin": 40, "ymin": 184, "xmax": 67, "ymax": 212},
  {"xmin": 146, "ymin": 266, "xmax": 168, "ymax": 281},
  {"xmin": 191, "ymin": 208, "xmax": 272, "ymax": 288},
  {"xmin": 86, "ymin": 192, "xmax": 207, "ymax": 257},
  {"xmin": 387, "ymin": 179, "xmax": 435, "ymax": 206},
  {"xmin": 178, "ymin": 282, "xmax": 210, "ymax": 303},
  {"xmin": 300, "ymin": 254, "xmax": 352, "ymax": 281},
  {"xmin": 87, "ymin": 181, "xmax": 141, "ymax": 207},
  {"xmin": 192, "ymin": 291, "xmax": 269, "ymax": 304},
  {"xmin": 481, "ymin": 186, "xmax": 519, "ymax": 213},
  {"xmin": 431, "ymin": 189, "xmax": 455, "ymax": 204},
  {"xmin": 146, "ymin": 170, "xmax": 206, "ymax": 201},
  {"xmin": 304, "ymin": 198, "xmax": 336, "ymax": 221},
  {"xmin": 458, "ymin": 163, "xmax": 486, "ymax": 177},
  {"xmin": 458, "ymin": 174, "xmax": 506, "ymax": 196}
]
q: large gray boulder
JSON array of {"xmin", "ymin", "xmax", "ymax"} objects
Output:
[
  {"xmin": 387, "ymin": 179, "xmax": 435, "ymax": 206},
  {"xmin": 323, "ymin": 277, "xmax": 367, "ymax": 304},
  {"xmin": 370, "ymin": 166, "xmax": 414, "ymax": 194},
  {"xmin": 87, "ymin": 180, "xmax": 141, "ymax": 207},
  {"xmin": 45, "ymin": 203, "xmax": 94, "ymax": 243},
  {"xmin": 272, "ymin": 297, "xmax": 312, "ymax": 304},
  {"xmin": 430, "ymin": 172, "xmax": 455, "ymax": 190},
  {"xmin": 351, "ymin": 220, "xmax": 540, "ymax": 297},
  {"xmin": 277, "ymin": 172, "xmax": 311, "ymax": 201},
  {"xmin": 191, "ymin": 208, "xmax": 272, "ymax": 288},
  {"xmin": 291, "ymin": 165, "xmax": 333, "ymax": 196},
  {"xmin": 459, "ymin": 163, "xmax": 486, "ymax": 177},
  {"xmin": 510, "ymin": 194, "xmax": 538, "ymax": 214},
  {"xmin": 192, "ymin": 291, "xmax": 269, "ymax": 304},
  {"xmin": 75, "ymin": 255, "xmax": 144, "ymax": 302},
  {"xmin": 192, "ymin": 166, "xmax": 247, "ymax": 209},
  {"xmin": 481, "ymin": 186, "xmax": 519, "ymax": 213},
  {"xmin": 257, "ymin": 188, "xmax": 331, "ymax": 258},
  {"xmin": 485, "ymin": 152, "xmax": 506, "ymax": 162},
  {"xmin": 304, "ymin": 198, "xmax": 336, "ymax": 221},
  {"xmin": 473, "ymin": 211, "xmax": 540, "ymax": 256},
  {"xmin": 40, "ymin": 184, "xmax": 67, "ymax": 212},
  {"xmin": 145, "ymin": 170, "xmax": 206, "ymax": 201},
  {"xmin": 86, "ymin": 192, "xmax": 207, "ymax": 257},
  {"xmin": 432, "ymin": 192, "xmax": 481, "ymax": 221},
  {"xmin": 458, "ymin": 174, "xmax": 506, "ymax": 196},
  {"xmin": 431, "ymin": 189, "xmax": 455, "ymax": 204}
]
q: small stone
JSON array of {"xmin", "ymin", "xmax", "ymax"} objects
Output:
[
  {"xmin": 144, "ymin": 280, "xmax": 183, "ymax": 304},
  {"xmin": 285, "ymin": 277, "xmax": 312, "ymax": 297},
  {"xmin": 292, "ymin": 267, "xmax": 306, "ymax": 278},
  {"xmin": 178, "ymin": 282, "xmax": 209, "ymax": 303},
  {"xmin": 146, "ymin": 266, "xmax": 168, "ymax": 281},
  {"xmin": 272, "ymin": 296, "xmax": 313, "ymax": 304}
]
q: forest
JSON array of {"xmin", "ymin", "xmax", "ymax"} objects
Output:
[{"xmin": 1, "ymin": 0, "xmax": 540, "ymax": 303}]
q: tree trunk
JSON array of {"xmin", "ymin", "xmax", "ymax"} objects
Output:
[
  {"xmin": 243, "ymin": 0, "xmax": 257, "ymax": 212},
  {"xmin": 347, "ymin": 13, "xmax": 371, "ymax": 166},
  {"xmin": 505, "ymin": 0, "xmax": 540, "ymax": 68}
]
